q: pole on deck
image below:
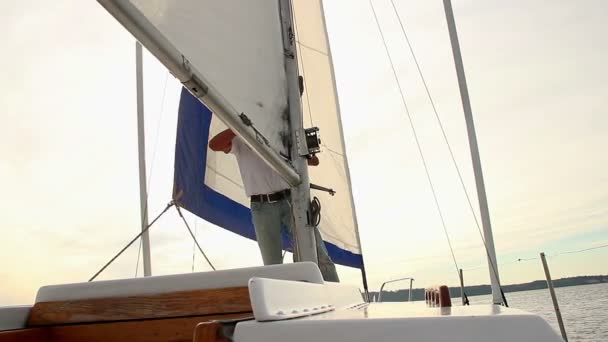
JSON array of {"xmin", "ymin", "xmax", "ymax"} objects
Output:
[
  {"xmin": 459, "ymin": 268, "xmax": 465, "ymax": 306},
  {"xmin": 408, "ymin": 278, "xmax": 413, "ymax": 302},
  {"xmin": 540, "ymin": 252, "xmax": 568, "ymax": 341},
  {"xmin": 136, "ymin": 41, "xmax": 152, "ymax": 277},
  {"xmin": 442, "ymin": 0, "xmax": 503, "ymax": 305}
]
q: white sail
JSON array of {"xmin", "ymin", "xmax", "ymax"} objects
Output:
[
  {"xmin": 100, "ymin": 0, "xmax": 363, "ymax": 267},
  {"xmin": 198, "ymin": 0, "xmax": 364, "ymax": 265},
  {"xmin": 293, "ymin": 0, "xmax": 363, "ymax": 262},
  {"xmin": 206, "ymin": 117, "xmax": 249, "ymax": 208},
  {"xmin": 108, "ymin": 0, "xmax": 290, "ymax": 156}
]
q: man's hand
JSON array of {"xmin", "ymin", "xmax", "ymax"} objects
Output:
[
  {"xmin": 307, "ymin": 155, "xmax": 319, "ymax": 166},
  {"xmin": 209, "ymin": 129, "xmax": 236, "ymax": 153}
]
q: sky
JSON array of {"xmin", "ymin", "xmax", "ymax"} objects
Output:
[{"xmin": 1, "ymin": 0, "xmax": 607, "ymax": 305}]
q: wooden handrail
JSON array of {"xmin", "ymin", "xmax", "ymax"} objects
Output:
[
  {"xmin": 28, "ymin": 286, "xmax": 250, "ymax": 326},
  {"xmin": 1, "ymin": 286, "xmax": 254, "ymax": 341}
]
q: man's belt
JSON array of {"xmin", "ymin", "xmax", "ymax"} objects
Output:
[{"xmin": 250, "ymin": 189, "xmax": 290, "ymax": 203}]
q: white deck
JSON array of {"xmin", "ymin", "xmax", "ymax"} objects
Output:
[
  {"xmin": 236, "ymin": 301, "xmax": 563, "ymax": 342},
  {"xmin": 35, "ymin": 262, "xmax": 323, "ymax": 302},
  {"xmin": 237, "ymin": 277, "xmax": 563, "ymax": 342},
  {"xmin": 0, "ymin": 265, "xmax": 564, "ymax": 341}
]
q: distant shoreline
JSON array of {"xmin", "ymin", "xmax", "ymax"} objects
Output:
[{"xmin": 371, "ymin": 275, "xmax": 608, "ymax": 302}]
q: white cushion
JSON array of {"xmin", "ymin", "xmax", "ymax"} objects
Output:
[
  {"xmin": 36, "ymin": 262, "xmax": 323, "ymax": 303},
  {"xmin": 0, "ymin": 305, "xmax": 31, "ymax": 331}
]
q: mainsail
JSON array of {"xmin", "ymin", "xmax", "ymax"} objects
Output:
[
  {"xmin": 174, "ymin": 0, "xmax": 362, "ymax": 268},
  {"xmin": 125, "ymin": 0, "xmax": 290, "ymax": 155},
  {"xmin": 98, "ymin": 0, "xmax": 363, "ymax": 268},
  {"xmin": 292, "ymin": 0, "xmax": 364, "ymax": 266}
]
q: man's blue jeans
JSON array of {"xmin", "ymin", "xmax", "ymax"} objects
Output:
[{"xmin": 250, "ymin": 197, "xmax": 339, "ymax": 282}]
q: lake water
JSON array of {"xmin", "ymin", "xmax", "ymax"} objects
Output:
[{"xmin": 467, "ymin": 283, "xmax": 608, "ymax": 341}]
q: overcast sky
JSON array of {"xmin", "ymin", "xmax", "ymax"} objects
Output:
[{"xmin": 1, "ymin": 0, "xmax": 607, "ymax": 305}]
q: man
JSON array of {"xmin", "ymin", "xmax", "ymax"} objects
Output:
[{"xmin": 209, "ymin": 129, "xmax": 339, "ymax": 282}]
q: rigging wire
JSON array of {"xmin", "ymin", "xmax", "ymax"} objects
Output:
[
  {"xmin": 135, "ymin": 70, "xmax": 170, "ymax": 277},
  {"xmin": 560, "ymin": 243, "xmax": 608, "ymax": 255},
  {"xmin": 176, "ymin": 206, "xmax": 216, "ymax": 271},
  {"xmin": 368, "ymin": 0, "xmax": 461, "ymax": 279},
  {"xmin": 291, "ymin": 4, "xmax": 315, "ymax": 127},
  {"xmin": 192, "ymin": 219, "xmax": 198, "ymax": 272},
  {"xmin": 135, "ymin": 234, "xmax": 142, "ymax": 277},
  {"xmin": 148, "ymin": 71, "xmax": 170, "ymax": 182},
  {"xmin": 463, "ymin": 243, "xmax": 608, "ymax": 271},
  {"xmin": 90, "ymin": 201, "xmax": 175, "ymax": 282},
  {"xmin": 386, "ymin": 0, "xmax": 507, "ymax": 304}
]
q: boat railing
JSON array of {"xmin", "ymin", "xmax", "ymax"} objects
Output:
[{"xmin": 378, "ymin": 277, "xmax": 414, "ymax": 302}]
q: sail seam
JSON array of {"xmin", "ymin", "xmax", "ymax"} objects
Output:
[
  {"xmin": 205, "ymin": 165, "xmax": 245, "ymax": 190},
  {"xmin": 296, "ymin": 41, "xmax": 329, "ymax": 56},
  {"xmin": 322, "ymin": 144, "xmax": 345, "ymax": 157},
  {"xmin": 292, "ymin": 5, "xmax": 316, "ymax": 128}
]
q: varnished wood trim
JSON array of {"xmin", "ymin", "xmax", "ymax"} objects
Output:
[
  {"xmin": 192, "ymin": 322, "xmax": 227, "ymax": 342},
  {"xmin": 0, "ymin": 328, "xmax": 49, "ymax": 342},
  {"xmin": 46, "ymin": 313, "xmax": 250, "ymax": 342},
  {"xmin": 29, "ymin": 286, "xmax": 251, "ymax": 326}
]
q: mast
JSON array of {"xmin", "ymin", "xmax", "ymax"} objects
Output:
[
  {"xmin": 442, "ymin": 0, "xmax": 503, "ymax": 304},
  {"xmin": 136, "ymin": 41, "xmax": 152, "ymax": 277},
  {"xmin": 278, "ymin": 0, "xmax": 318, "ymax": 263}
]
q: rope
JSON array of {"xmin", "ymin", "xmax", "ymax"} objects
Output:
[
  {"xmin": 135, "ymin": 238, "xmax": 142, "ymax": 277},
  {"xmin": 90, "ymin": 201, "xmax": 174, "ymax": 282},
  {"xmin": 192, "ymin": 220, "xmax": 198, "ymax": 272},
  {"xmin": 176, "ymin": 206, "xmax": 216, "ymax": 271},
  {"xmin": 291, "ymin": 4, "xmax": 315, "ymax": 126},
  {"xmin": 146, "ymin": 71, "xmax": 170, "ymax": 193},
  {"xmin": 501, "ymin": 288, "xmax": 509, "ymax": 307},
  {"xmin": 368, "ymin": 0, "xmax": 461, "ymax": 279},
  {"xmin": 387, "ymin": 0, "xmax": 507, "ymax": 305},
  {"xmin": 310, "ymin": 197, "xmax": 322, "ymax": 227}
]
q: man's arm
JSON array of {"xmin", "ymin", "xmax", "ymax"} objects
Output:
[{"xmin": 209, "ymin": 129, "xmax": 236, "ymax": 153}]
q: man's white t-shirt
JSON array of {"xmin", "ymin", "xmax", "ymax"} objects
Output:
[{"xmin": 230, "ymin": 136, "xmax": 290, "ymax": 197}]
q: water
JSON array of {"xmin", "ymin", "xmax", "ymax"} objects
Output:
[{"xmin": 467, "ymin": 283, "xmax": 608, "ymax": 341}]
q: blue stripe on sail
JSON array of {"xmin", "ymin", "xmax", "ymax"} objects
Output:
[{"xmin": 173, "ymin": 87, "xmax": 363, "ymax": 269}]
